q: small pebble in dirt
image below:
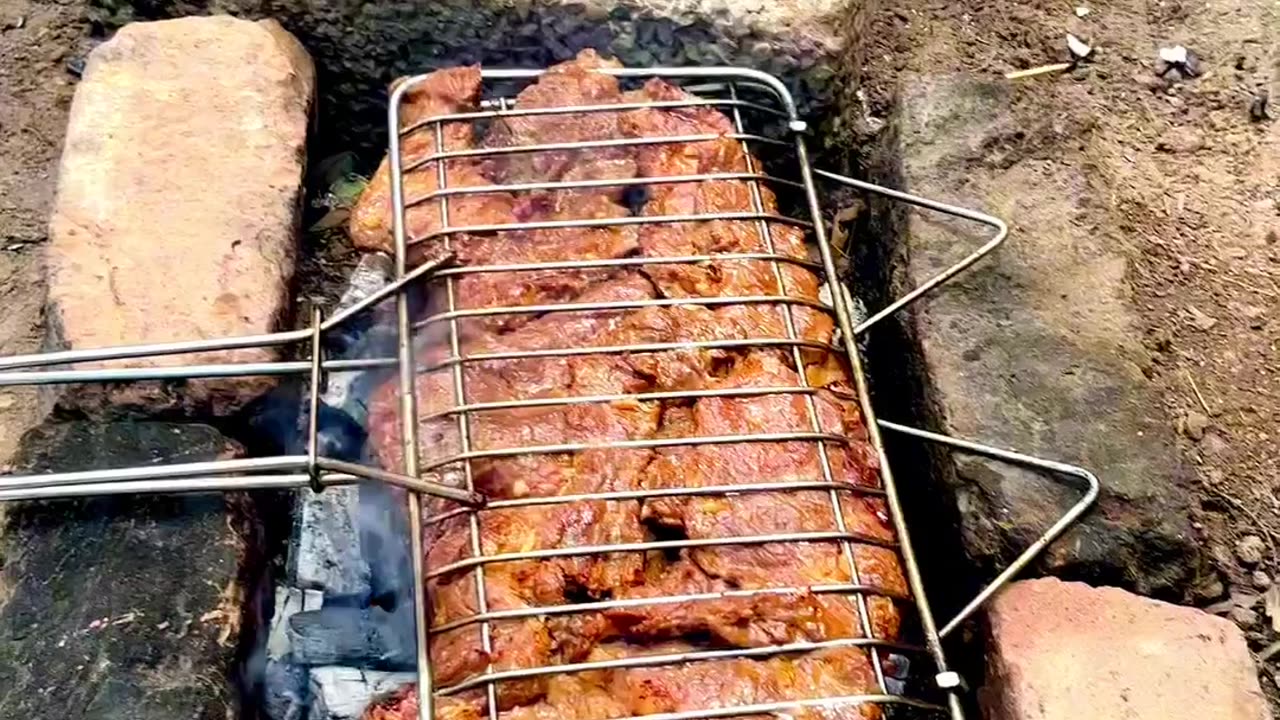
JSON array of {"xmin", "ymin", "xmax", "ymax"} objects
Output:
[
  {"xmin": 1157, "ymin": 127, "xmax": 1206, "ymax": 154},
  {"xmin": 1183, "ymin": 410, "xmax": 1211, "ymax": 440},
  {"xmin": 1250, "ymin": 89, "xmax": 1270, "ymax": 122},
  {"xmin": 1237, "ymin": 534, "xmax": 1267, "ymax": 566},
  {"xmin": 1194, "ymin": 576, "xmax": 1226, "ymax": 602},
  {"xmin": 65, "ymin": 57, "xmax": 85, "ymax": 78},
  {"xmin": 1253, "ymin": 570, "xmax": 1272, "ymax": 589},
  {"xmin": 1230, "ymin": 605, "xmax": 1260, "ymax": 628},
  {"xmin": 1156, "ymin": 45, "xmax": 1202, "ymax": 80}
]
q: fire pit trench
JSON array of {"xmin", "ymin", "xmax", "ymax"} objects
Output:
[{"xmin": 0, "ymin": 52, "xmax": 1097, "ymax": 720}]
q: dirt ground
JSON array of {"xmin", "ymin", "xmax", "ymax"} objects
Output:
[
  {"xmin": 0, "ymin": 0, "xmax": 92, "ymax": 466},
  {"xmin": 2, "ymin": 0, "xmax": 1279, "ymax": 707},
  {"xmin": 859, "ymin": 0, "xmax": 1280, "ymax": 696}
]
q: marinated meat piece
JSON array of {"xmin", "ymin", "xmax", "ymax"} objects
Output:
[
  {"xmin": 367, "ymin": 276, "xmax": 661, "ymax": 710},
  {"xmin": 621, "ymin": 79, "xmax": 833, "ymax": 349},
  {"xmin": 484, "ymin": 50, "xmax": 635, "ymax": 188},
  {"xmin": 353, "ymin": 65, "xmax": 638, "ymax": 338},
  {"xmin": 642, "ymin": 353, "xmax": 905, "ymax": 621},
  {"xmin": 371, "ymin": 643, "xmax": 882, "ymax": 720},
  {"xmin": 351, "ymin": 66, "xmax": 499, "ymax": 254},
  {"xmin": 444, "ymin": 190, "xmax": 639, "ymax": 339}
]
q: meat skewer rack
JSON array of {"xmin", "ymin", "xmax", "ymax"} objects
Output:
[{"xmin": 0, "ymin": 63, "xmax": 1098, "ymax": 720}]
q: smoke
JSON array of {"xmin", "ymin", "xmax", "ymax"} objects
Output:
[{"xmin": 244, "ymin": 253, "xmax": 428, "ymax": 719}]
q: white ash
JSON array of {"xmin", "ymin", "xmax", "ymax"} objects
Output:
[
  {"xmin": 268, "ymin": 585, "xmax": 307, "ymax": 661},
  {"xmin": 309, "ymin": 667, "xmax": 415, "ymax": 720}
]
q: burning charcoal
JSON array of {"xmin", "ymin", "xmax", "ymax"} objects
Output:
[
  {"xmin": 287, "ymin": 605, "xmax": 416, "ymax": 669},
  {"xmin": 293, "ymin": 485, "xmax": 373, "ymax": 601},
  {"xmin": 309, "ymin": 667, "xmax": 416, "ymax": 720}
]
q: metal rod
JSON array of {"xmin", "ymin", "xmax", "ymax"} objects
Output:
[
  {"xmin": 433, "ymin": 99, "xmax": 501, "ymax": 720},
  {"xmin": 315, "ymin": 457, "xmax": 484, "ymax": 506},
  {"xmin": 589, "ymin": 695, "xmax": 948, "ymax": 720},
  {"xmin": 404, "ymin": 170, "xmax": 802, "ymax": 209},
  {"xmin": 422, "ymin": 478, "xmax": 887, "ymax": 529},
  {"xmin": 0, "ymin": 473, "xmax": 359, "ymax": 502},
  {"xmin": 432, "ymin": 252, "xmax": 824, "ymax": 277},
  {"xmin": 0, "ymin": 328, "xmax": 312, "ymax": 371},
  {"xmin": 419, "ymin": 337, "xmax": 839, "ymax": 373},
  {"xmin": 419, "ymin": 386, "xmax": 817, "ymax": 420},
  {"xmin": 726, "ymin": 81, "xmax": 890, "ymax": 695},
  {"xmin": 409, "ymin": 209, "xmax": 810, "ymax": 246},
  {"xmin": 396, "ymin": 94, "xmax": 789, "ymax": 136},
  {"xmin": 0, "ymin": 455, "xmax": 311, "ymax": 490},
  {"xmin": 402, "ymin": 131, "xmax": 787, "ymax": 173},
  {"xmin": 813, "ymin": 168, "xmax": 1009, "ymax": 336},
  {"xmin": 416, "ymin": 431, "xmax": 850, "ymax": 475},
  {"xmin": 797, "ymin": 137, "xmax": 966, "ymax": 716},
  {"xmin": 428, "ymin": 579, "xmax": 915, "ymax": 635},
  {"xmin": 877, "ymin": 420, "xmax": 1100, "ymax": 638},
  {"xmin": 411, "ymin": 293, "xmax": 833, "ymax": 331},
  {"xmin": 306, "ymin": 307, "xmax": 324, "ymax": 490},
  {"xmin": 387, "ymin": 76, "xmax": 436, "ymax": 720},
  {"xmin": 425, "ymin": 530, "xmax": 898, "ymax": 580},
  {"xmin": 321, "ymin": 250, "xmax": 456, "ymax": 330},
  {"xmin": 438, "ymin": 637, "xmax": 918, "ymax": 696}
]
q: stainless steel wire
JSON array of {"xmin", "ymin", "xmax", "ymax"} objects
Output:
[{"xmin": 0, "ymin": 60, "xmax": 1101, "ymax": 720}]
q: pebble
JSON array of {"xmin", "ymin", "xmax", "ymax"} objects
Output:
[
  {"xmin": 1157, "ymin": 127, "xmax": 1207, "ymax": 154},
  {"xmin": 1194, "ymin": 576, "xmax": 1226, "ymax": 601},
  {"xmin": 1237, "ymin": 534, "xmax": 1267, "ymax": 566},
  {"xmin": 1231, "ymin": 605, "xmax": 1261, "ymax": 628},
  {"xmin": 1254, "ymin": 570, "xmax": 1273, "ymax": 589},
  {"xmin": 1183, "ymin": 410, "xmax": 1211, "ymax": 440}
]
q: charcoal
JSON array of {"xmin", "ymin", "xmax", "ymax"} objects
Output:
[
  {"xmin": 292, "ymin": 485, "xmax": 372, "ymax": 600},
  {"xmin": 287, "ymin": 605, "xmax": 416, "ymax": 669}
]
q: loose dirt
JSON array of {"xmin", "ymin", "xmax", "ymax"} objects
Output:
[
  {"xmin": 0, "ymin": 0, "xmax": 94, "ymax": 465},
  {"xmin": 859, "ymin": 0, "xmax": 1280, "ymax": 703}
]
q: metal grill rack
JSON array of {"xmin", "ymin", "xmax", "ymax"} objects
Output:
[{"xmin": 0, "ymin": 64, "xmax": 1098, "ymax": 720}]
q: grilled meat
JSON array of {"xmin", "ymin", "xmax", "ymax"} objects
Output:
[{"xmin": 361, "ymin": 51, "xmax": 904, "ymax": 720}]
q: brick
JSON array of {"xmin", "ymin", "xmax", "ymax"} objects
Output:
[
  {"xmin": 982, "ymin": 578, "xmax": 1271, "ymax": 720},
  {"xmin": 47, "ymin": 17, "xmax": 314, "ymax": 416},
  {"xmin": 0, "ymin": 421, "xmax": 264, "ymax": 719}
]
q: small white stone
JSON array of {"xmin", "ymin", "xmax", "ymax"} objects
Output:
[
  {"xmin": 1160, "ymin": 45, "xmax": 1189, "ymax": 65},
  {"xmin": 1066, "ymin": 33, "xmax": 1092, "ymax": 60},
  {"xmin": 1075, "ymin": 6, "xmax": 1090, "ymax": 17}
]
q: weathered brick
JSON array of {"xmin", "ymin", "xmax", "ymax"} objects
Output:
[
  {"xmin": 982, "ymin": 577, "xmax": 1270, "ymax": 720},
  {"xmin": 47, "ymin": 16, "xmax": 314, "ymax": 416},
  {"xmin": 0, "ymin": 422, "xmax": 263, "ymax": 719}
]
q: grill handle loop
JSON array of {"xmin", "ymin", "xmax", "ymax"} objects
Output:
[
  {"xmin": 813, "ymin": 168, "xmax": 1009, "ymax": 336},
  {"xmin": 877, "ymin": 420, "xmax": 1101, "ymax": 639}
]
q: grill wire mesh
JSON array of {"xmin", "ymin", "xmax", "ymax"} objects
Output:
[
  {"xmin": 0, "ymin": 62, "xmax": 1099, "ymax": 720},
  {"xmin": 387, "ymin": 68, "xmax": 934, "ymax": 720}
]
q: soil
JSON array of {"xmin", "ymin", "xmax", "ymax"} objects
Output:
[
  {"xmin": 0, "ymin": 0, "xmax": 93, "ymax": 466},
  {"xmin": 2, "ymin": 0, "xmax": 1279, "ymax": 708},
  {"xmin": 858, "ymin": 0, "xmax": 1280, "ymax": 704}
]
